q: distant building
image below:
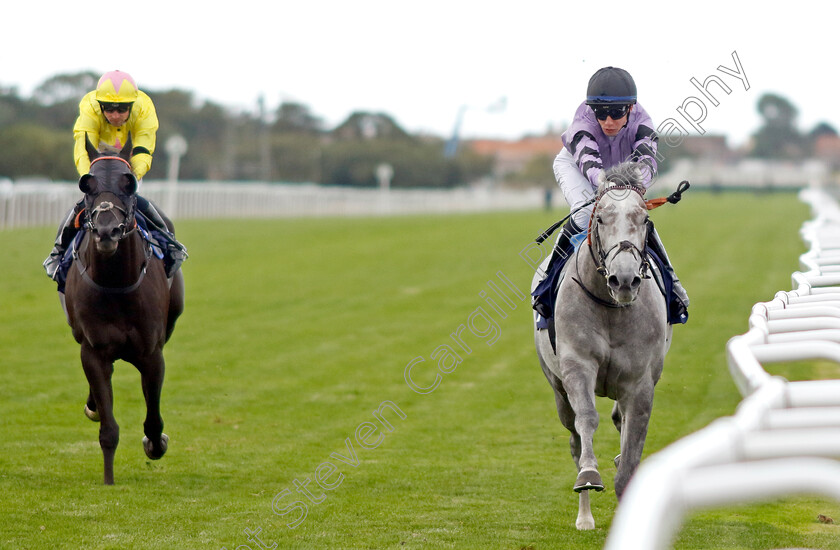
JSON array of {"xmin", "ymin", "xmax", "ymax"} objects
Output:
[
  {"xmin": 668, "ymin": 135, "xmax": 733, "ymax": 161},
  {"xmin": 467, "ymin": 134, "xmax": 565, "ymax": 178},
  {"xmin": 813, "ymin": 133, "xmax": 840, "ymax": 169}
]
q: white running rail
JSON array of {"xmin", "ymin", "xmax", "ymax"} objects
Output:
[
  {"xmin": 0, "ymin": 180, "xmax": 546, "ymax": 230},
  {"xmin": 606, "ymin": 185, "xmax": 840, "ymax": 550}
]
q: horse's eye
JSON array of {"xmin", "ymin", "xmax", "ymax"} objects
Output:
[{"xmin": 596, "ymin": 216, "xmax": 603, "ymax": 224}]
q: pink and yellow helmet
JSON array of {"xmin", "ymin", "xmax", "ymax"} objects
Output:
[{"xmin": 95, "ymin": 70, "xmax": 139, "ymax": 103}]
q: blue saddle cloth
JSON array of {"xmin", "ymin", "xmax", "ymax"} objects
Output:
[{"xmin": 56, "ymin": 213, "xmax": 167, "ymax": 292}]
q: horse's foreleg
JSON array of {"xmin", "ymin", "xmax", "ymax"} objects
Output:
[
  {"xmin": 138, "ymin": 350, "xmax": 168, "ymax": 460},
  {"xmin": 614, "ymin": 385, "xmax": 654, "ymax": 498},
  {"xmin": 80, "ymin": 346, "xmax": 118, "ymax": 485},
  {"xmin": 84, "ymin": 389, "xmax": 100, "ymax": 421},
  {"xmin": 561, "ymin": 363, "xmax": 601, "ymax": 491},
  {"xmin": 555, "ymin": 394, "xmax": 587, "ymax": 480},
  {"xmin": 553, "ymin": 375, "xmax": 599, "ymax": 530},
  {"xmin": 576, "ymin": 490, "xmax": 595, "ymax": 530}
]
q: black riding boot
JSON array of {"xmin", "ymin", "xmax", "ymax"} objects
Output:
[
  {"xmin": 646, "ymin": 226, "xmax": 689, "ymax": 320},
  {"xmin": 136, "ymin": 197, "xmax": 188, "ymax": 278},
  {"xmin": 532, "ymin": 219, "xmax": 584, "ymax": 319},
  {"xmin": 43, "ymin": 198, "xmax": 85, "ymax": 284}
]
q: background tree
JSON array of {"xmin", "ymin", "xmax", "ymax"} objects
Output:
[
  {"xmin": 31, "ymin": 71, "xmax": 98, "ymax": 133},
  {"xmin": 0, "ymin": 73, "xmax": 496, "ymax": 186},
  {"xmin": 0, "ymin": 124, "xmax": 72, "ymax": 179},
  {"xmin": 749, "ymin": 93, "xmax": 806, "ymax": 159},
  {"xmin": 274, "ymin": 102, "xmax": 323, "ymax": 135}
]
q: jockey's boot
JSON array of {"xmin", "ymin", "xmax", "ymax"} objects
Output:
[
  {"xmin": 532, "ymin": 219, "xmax": 585, "ymax": 319},
  {"xmin": 647, "ymin": 226, "xmax": 689, "ymax": 319},
  {"xmin": 43, "ymin": 198, "xmax": 85, "ymax": 286},
  {"xmin": 136, "ymin": 197, "xmax": 188, "ymax": 279}
]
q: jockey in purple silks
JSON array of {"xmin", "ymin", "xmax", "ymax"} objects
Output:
[{"xmin": 532, "ymin": 66, "xmax": 689, "ymax": 325}]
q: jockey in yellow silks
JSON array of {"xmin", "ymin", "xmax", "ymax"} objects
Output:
[
  {"xmin": 44, "ymin": 70, "xmax": 187, "ymax": 305},
  {"xmin": 73, "ymin": 70, "xmax": 159, "ymax": 179}
]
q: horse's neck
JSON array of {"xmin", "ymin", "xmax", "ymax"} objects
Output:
[{"xmin": 82, "ymin": 231, "xmax": 145, "ymax": 284}]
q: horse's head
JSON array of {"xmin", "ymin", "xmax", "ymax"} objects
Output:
[
  {"xmin": 79, "ymin": 134, "xmax": 138, "ymax": 255},
  {"xmin": 589, "ymin": 162, "xmax": 651, "ymax": 304}
]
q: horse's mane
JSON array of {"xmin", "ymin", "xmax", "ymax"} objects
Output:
[
  {"xmin": 598, "ymin": 162, "xmax": 646, "ymax": 194},
  {"xmin": 97, "ymin": 143, "xmax": 121, "ymax": 155}
]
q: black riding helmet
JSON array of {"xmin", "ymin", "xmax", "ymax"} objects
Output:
[{"xmin": 586, "ymin": 67, "xmax": 637, "ymax": 105}]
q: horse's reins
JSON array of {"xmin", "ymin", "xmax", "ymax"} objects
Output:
[
  {"xmin": 533, "ymin": 180, "xmax": 690, "ymax": 245},
  {"xmin": 534, "ymin": 180, "xmax": 690, "ymax": 308}
]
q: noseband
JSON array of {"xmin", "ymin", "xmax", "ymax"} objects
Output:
[{"xmin": 85, "ymin": 199, "xmax": 135, "ymax": 236}]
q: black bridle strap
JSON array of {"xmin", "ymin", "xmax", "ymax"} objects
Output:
[
  {"xmin": 85, "ymin": 199, "xmax": 138, "ymax": 238},
  {"xmin": 571, "ymin": 276, "xmax": 627, "ymax": 308},
  {"xmin": 591, "ymin": 238, "xmax": 650, "ymax": 280},
  {"xmin": 571, "ymin": 238, "xmax": 627, "ymax": 308}
]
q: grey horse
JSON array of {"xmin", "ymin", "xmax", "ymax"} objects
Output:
[{"xmin": 532, "ymin": 162, "xmax": 672, "ymax": 530}]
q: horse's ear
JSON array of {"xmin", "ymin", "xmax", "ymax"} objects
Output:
[
  {"xmin": 596, "ymin": 170, "xmax": 608, "ymax": 192},
  {"xmin": 79, "ymin": 173, "xmax": 96, "ymax": 195},
  {"xmin": 120, "ymin": 133, "xmax": 133, "ymax": 162},
  {"xmin": 85, "ymin": 133, "xmax": 99, "ymax": 162}
]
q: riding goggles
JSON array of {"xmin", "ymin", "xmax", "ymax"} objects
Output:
[
  {"xmin": 591, "ymin": 104, "xmax": 630, "ymax": 121},
  {"xmin": 99, "ymin": 102, "xmax": 133, "ymax": 114}
]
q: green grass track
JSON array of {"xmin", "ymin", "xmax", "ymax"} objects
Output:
[{"xmin": 1, "ymin": 190, "xmax": 838, "ymax": 549}]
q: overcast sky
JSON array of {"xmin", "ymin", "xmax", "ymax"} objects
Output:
[{"xmin": 2, "ymin": 1, "xmax": 834, "ymax": 149}]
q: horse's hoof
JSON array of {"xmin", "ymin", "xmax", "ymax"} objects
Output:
[
  {"xmin": 614, "ymin": 454, "xmax": 621, "ymax": 468},
  {"xmin": 574, "ymin": 469, "xmax": 604, "ymax": 492},
  {"xmin": 84, "ymin": 404, "xmax": 100, "ymax": 422},
  {"xmin": 143, "ymin": 433, "xmax": 169, "ymax": 460}
]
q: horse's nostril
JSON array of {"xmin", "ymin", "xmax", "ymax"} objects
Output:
[
  {"xmin": 631, "ymin": 276, "xmax": 641, "ymax": 289},
  {"xmin": 608, "ymin": 275, "xmax": 620, "ymax": 289},
  {"xmin": 110, "ymin": 227, "xmax": 122, "ymax": 239}
]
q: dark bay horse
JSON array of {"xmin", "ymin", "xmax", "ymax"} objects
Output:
[
  {"xmin": 532, "ymin": 163, "xmax": 671, "ymax": 529},
  {"xmin": 64, "ymin": 136, "xmax": 184, "ymax": 485}
]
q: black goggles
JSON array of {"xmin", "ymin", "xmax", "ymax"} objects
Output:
[
  {"xmin": 591, "ymin": 104, "xmax": 630, "ymax": 121},
  {"xmin": 99, "ymin": 102, "xmax": 132, "ymax": 113}
]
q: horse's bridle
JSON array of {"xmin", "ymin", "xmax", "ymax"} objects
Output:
[
  {"xmin": 84, "ymin": 199, "xmax": 137, "ymax": 239},
  {"xmin": 586, "ymin": 184, "xmax": 651, "ymax": 282},
  {"xmin": 74, "ymin": 156, "xmax": 148, "ymax": 294},
  {"xmin": 570, "ymin": 184, "xmax": 652, "ymax": 308},
  {"xmin": 84, "ymin": 156, "xmax": 138, "ymax": 240}
]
